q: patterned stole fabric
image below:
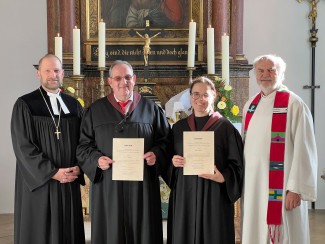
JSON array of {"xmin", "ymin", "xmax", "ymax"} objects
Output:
[{"xmin": 244, "ymin": 87, "xmax": 290, "ymax": 244}]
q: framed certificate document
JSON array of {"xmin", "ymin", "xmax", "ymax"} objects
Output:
[
  {"xmin": 183, "ymin": 131, "xmax": 214, "ymax": 175},
  {"xmin": 112, "ymin": 138, "xmax": 144, "ymax": 181}
]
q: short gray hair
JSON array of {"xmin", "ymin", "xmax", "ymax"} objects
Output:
[
  {"xmin": 253, "ymin": 54, "xmax": 286, "ymax": 77},
  {"xmin": 109, "ymin": 60, "xmax": 133, "ymax": 77}
]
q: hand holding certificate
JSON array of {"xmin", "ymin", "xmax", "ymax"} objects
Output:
[
  {"xmin": 112, "ymin": 138, "xmax": 144, "ymax": 181},
  {"xmin": 183, "ymin": 131, "xmax": 214, "ymax": 175}
]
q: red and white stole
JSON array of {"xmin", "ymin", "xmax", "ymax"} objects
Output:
[{"xmin": 244, "ymin": 87, "xmax": 290, "ymax": 244}]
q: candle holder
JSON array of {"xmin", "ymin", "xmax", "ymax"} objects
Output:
[
  {"xmin": 69, "ymin": 75, "xmax": 85, "ymax": 98},
  {"xmin": 205, "ymin": 74, "xmax": 219, "ymax": 81},
  {"xmin": 187, "ymin": 67, "xmax": 197, "ymax": 84},
  {"xmin": 98, "ymin": 67, "xmax": 107, "ymax": 98}
]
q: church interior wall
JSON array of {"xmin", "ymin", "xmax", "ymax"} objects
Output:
[
  {"xmin": 0, "ymin": 0, "xmax": 324, "ymax": 213},
  {"xmin": 0, "ymin": 0, "xmax": 47, "ymax": 213}
]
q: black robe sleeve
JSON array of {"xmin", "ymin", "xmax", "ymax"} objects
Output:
[
  {"xmin": 219, "ymin": 121, "xmax": 243, "ymax": 203},
  {"xmin": 76, "ymin": 107, "xmax": 104, "ymax": 183},
  {"xmin": 11, "ymin": 99, "xmax": 58, "ymax": 191},
  {"xmin": 147, "ymin": 105, "xmax": 172, "ymax": 180}
]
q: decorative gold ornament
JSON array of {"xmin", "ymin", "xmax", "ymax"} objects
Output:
[
  {"xmin": 298, "ymin": 0, "xmax": 320, "ymax": 28},
  {"xmin": 139, "ymin": 86, "xmax": 153, "ymax": 94}
]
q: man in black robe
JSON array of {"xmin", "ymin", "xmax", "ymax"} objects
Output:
[
  {"xmin": 11, "ymin": 54, "xmax": 85, "ymax": 244},
  {"xmin": 77, "ymin": 60, "xmax": 170, "ymax": 244}
]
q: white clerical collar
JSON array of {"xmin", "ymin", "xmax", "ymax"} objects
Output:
[
  {"xmin": 113, "ymin": 92, "xmax": 134, "ymax": 103},
  {"xmin": 47, "ymin": 90, "xmax": 70, "ymax": 115}
]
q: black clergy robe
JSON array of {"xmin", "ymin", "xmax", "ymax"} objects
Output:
[
  {"xmin": 167, "ymin": 113, "xmax": 243, "ymax": 244},
  {"xmin": 11, "ymin": 87, "xmax": 85, "ymax": 244},
  {"xmin": 76, "ymin": 91, "xmax": 170, "ymax": 244}
]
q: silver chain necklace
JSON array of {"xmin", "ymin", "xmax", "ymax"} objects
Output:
[{"xmin": 39, "ymin": 88, "xmax": 62, "ymax": 140}]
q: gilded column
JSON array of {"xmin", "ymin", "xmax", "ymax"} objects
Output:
[{"xmin": 211, "ymin": 0, "xmax": 229, "ymax": 60}]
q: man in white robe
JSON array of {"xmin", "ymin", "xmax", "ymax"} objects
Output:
[{"xmin": 241, "ymin": 54, "xmax": 317, "ymax": 244}]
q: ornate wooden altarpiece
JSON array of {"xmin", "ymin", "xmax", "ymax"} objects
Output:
[{"xmin": 47, "ymin": 0, "xmax": 252, "ymax": 242}]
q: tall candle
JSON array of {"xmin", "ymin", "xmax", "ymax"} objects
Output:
[
  {"xmin": 73, "ymin": 26, "xmax": 80, "ymax": 75},
  {"xmin": 55, "ymin": 33, "xmax": 62, "ymax": 63},
  {"xmin": 222, "ymin": 33, "xmax": 229, "ymax": 85},
  {"xmin": 207, "ymin": 25, "xmax": 215, "ymax": 74},
  {"xmin": 187, "ymin": 20, "xmax": 196, "ymax": 68},
  {"xmin": 98, "ymin": 20, "xmax": 106, "ymax": 68}
]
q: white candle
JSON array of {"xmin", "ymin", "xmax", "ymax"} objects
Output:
[
  {"xmin": 187, "ymin": 20, "xmax": 196, "ymax": 68},
  {"xmin": 55, "ymin": 33, "xmax": 62, "ymax": 63},
  {"xmin": 98, "ymin": 20, "xmax": 106, "ymax": 68},
  {"xmin": 73, "ymin": 26, "xmax": 80, "ymax": 75},
  {"xmin": 207, "ymin": 25, "xmax": 215, "ymax": 74},
  {"xmin": 222, "ymin": 33, "xmax": 229, "ymax": 85}
]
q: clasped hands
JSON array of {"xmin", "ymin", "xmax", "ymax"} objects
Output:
[
  {"xmin": 172, "ymin": 155, "xmax": 225, "ymax": 183},
  {"xmin": 52, "ymin": 166, "xmax": 81, "ymax": 183},
  {"xmin": 97, "ymin": 151, "xmax": 157, "ymax": 170}
]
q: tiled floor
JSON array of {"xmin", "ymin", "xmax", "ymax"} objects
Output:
[{"xmin": 1, "ymin": 210, "xmax": 324, "ymax": 243}]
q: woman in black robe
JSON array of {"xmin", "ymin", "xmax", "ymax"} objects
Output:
[{"xmin": 167, "ymin": 76, "xmax": 243, "ymax": 244}]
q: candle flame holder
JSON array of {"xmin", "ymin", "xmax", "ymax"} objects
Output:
[
  {"xmin": 98, "ymin": 67, "xmax": 107, "ymax": 98},
  {"xmin": 69, "ymin": 75, "xmax": 85, "ymax": 98},
  {"xmin": 206, "ymin": 74, "xmax": 219, "ymax": 81},
  {"xmin": 187, "ymin": 67, "xmax": 197, "ymax": 84}
]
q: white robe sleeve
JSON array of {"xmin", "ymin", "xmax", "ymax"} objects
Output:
[{"xmin": 285, "ymin": 96, "xmax": 318, "ymax": 201}]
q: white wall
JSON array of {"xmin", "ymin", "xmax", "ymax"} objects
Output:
[
  {"xmin": 1, "ymin": 0, "xmax": 325, "ymax": 213},
  {"xmin": 0, "ymin": 1, "xmax": 47, "ymax": 213},
  {"xmin": 244, "ymin": 0, "xmax": 325, "ymax": 208}
]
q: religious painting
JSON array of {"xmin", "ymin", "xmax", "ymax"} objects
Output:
[
  {"xmin": 84, "ymin": 0, "xmax": 203, "ymax": 65},
  {"xmin": 100, "ymin": 0, "xmax": 189, "ymax": 28}
]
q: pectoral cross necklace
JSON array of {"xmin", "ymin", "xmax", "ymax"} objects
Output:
[{"xmin": 39, "ymin": 88, "xmax": 62, "ymax": 140}]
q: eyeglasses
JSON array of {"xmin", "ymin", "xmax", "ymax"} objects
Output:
[
  {"xmin": 111, "ymin": 75, "xmax": 133, "ymax": 82},
  {"xmin": 190, "ymin": 92, "xmax": 210, "ymax": 100}
]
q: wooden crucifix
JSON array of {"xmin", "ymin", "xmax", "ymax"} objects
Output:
[{"xmin": 129, "ymin": 17, "xmax": 165, "ymax": 82}]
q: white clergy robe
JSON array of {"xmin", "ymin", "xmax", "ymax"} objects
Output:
[{"xmin": 241, "ymin": 89, "xmax": 317, "ymax": 244}]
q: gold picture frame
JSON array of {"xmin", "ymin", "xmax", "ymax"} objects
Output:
[{"xmin": 83, "ymin": 0, "xmax": 204, "ymax": 65}]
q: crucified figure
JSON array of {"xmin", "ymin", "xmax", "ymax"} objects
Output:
[
  {"xmin": 299, "ymin": 0, "xmax": 320, "ymax": 28},
  {"xmin": 135, "ymin": 31, "xmax": 161, "ymax": 66},
  {"xmin": 307, "ymin": 0, "xmax": 320, "ymax": 28}
]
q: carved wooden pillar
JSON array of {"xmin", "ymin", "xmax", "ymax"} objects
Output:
[
  {"xmin": 47, "ymin": 0, "xmax": 60, "ymax": 55},
  {"xmin": 229, "ymin": 0, "xmax": 238, "ymax": 62},
  {"xmin": 59, "ymin": 0, "xmax": 75, "ymax": 63},
  {"xmin": 47, "ymin": 0, "xmax": 75, "ymax": 63},
  {"xmin": 234, "ymin": 0, "xmax": 247, "ymax": 63},
  {"xmin": 211, "ymin": 0, "xmax": 229, "ymax": 60}
]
